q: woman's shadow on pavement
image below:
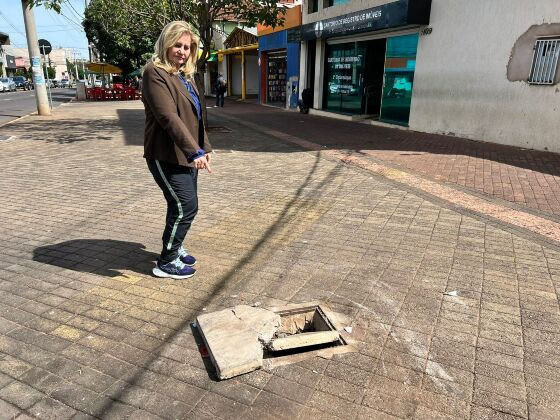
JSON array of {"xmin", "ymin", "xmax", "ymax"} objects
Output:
[{"xmin": 33, "ymin": 239, "xmax": 158, "ymax": 277}]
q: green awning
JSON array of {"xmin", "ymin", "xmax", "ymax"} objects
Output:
[{"xmin": 127, "ymin": 68, "xmax": 141, "ymax": 77}]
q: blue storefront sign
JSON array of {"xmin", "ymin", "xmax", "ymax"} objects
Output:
[{"xmin": 301, "ymin": 0, "xmax": 431, "ymax": 40}]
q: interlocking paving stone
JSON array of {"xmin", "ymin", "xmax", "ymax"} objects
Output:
[{"xmin": 1, "ymin": 101, "xmax": 560, "ymax": 417}]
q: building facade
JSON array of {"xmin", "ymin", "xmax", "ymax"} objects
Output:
[
  {"xmin": 300, "ymin": 0, "xmax": 560, "ymax": 152},
  {"xmin": 258, "ymin": 5, "xmax": 302, "ymax": 108},
  {"xmin": 10, "ymin": 47, "xmax": 70, "ymax": 81}
]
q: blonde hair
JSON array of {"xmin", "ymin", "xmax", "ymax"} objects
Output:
[{"xmin": 151, "ymin": 21, "xmax": 199, "ymax": 78}]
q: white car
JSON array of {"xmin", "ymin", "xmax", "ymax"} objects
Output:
[
  {"xmin": 0, "ymin": 80, "xmax": 4, "ymax": 92},
  {"xmin": 0, "ymin": 78, "xmax": 16, "ymax": 92}
]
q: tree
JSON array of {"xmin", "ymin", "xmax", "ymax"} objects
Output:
[
  {"xmin": 43, "ymin": 66, "xmax": 56, "ymax": 80},
  {"xmin": 31, "ymin": 0, "xmax": 287, "ymax": 121},
  {"xmin": 66, "ymin": 59, "xmax": 85, "ymax": 79},
  {"xmin": 31, "ymin": 0, "xmax": 286, "ymax": 76}
]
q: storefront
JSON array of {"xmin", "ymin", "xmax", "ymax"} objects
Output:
[
  {"xmin": 266, "ymin": 51, "xmax": 288, "ymax": 104},
  {"xmin": 301, "ymin": 0, "xmax": 430, "ymax": 125},
  {"xmin": 258, "ymin": 5, "xmax": 302, "ymax": 108}
]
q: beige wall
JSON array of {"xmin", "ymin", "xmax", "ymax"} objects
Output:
[
  {"xmin": 410, "ymin": 0, "xmax": 560, "ymax": 152},
  {"xmin": 11, "ymin": 47, "xmax": 69, "ymax": 80},
  {"xmin": 303, "ymin": 0, "xmax": 392, "ymax": 24}
]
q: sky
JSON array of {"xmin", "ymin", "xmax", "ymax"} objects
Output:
[{"xmin": 0, "ymin": 0, "xmax": 89, "ymax": 59}]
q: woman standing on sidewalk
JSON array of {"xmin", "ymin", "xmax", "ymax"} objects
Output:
[{"xmin": 142, "ymin": 21, "xmax": 212, "ymax": 279}]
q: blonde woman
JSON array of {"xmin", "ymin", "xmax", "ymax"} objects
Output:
[{"xmin": 143, "ymin": 21, "xmax": 212, "ymax": 279}]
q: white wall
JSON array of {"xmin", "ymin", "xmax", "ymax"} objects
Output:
[
  {"xmin": 230, "ymin": 54, "xmax": 259, "ymax": 96},
  {"xmin": 410, "ymin": 0, "xmax": 560, "ymax": 152},
  {"xmin": 231, "ymin": 55, "xmax": 242, "ymax": 95}
]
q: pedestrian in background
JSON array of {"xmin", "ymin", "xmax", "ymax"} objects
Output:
[
  {"xmin": 215, "ymin": 73, "xmax": 226, "ymax": 107},
  {"xmin": 142, "ymin": 20, "xmax": 212, "ymax": 279}
]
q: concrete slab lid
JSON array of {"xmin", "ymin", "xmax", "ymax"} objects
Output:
[
  {"xmin": 268, "ymin": 330, "xmax": 340, "ymax": 351},
  {"xmin": 196, "ymin": 305, "xmax": 281, "ymax": 380}
]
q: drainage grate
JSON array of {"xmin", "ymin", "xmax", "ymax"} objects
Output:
[{"xmin": 207, "ymin": 126, "xmax": 232, "ymax": 133}]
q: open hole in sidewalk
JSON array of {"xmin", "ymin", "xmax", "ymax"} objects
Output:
[{"xmin": 263, "ymin": 304, "xmax": 353, "ymax": 364}]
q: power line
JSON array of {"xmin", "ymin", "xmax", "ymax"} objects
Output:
[
  {"xmin": 67, "ymin": 2, "xmax": 84, "ymax": 21},
  {"xmin": 0, "ymin": 11, "xmax": 27, "ymax": 38}
]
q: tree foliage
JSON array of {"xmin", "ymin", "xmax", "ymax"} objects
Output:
[
  {"xmin": 31, "ymin": 0, "xmax": 287, "ymax": 75},
  {"xmin": 66, "ymin": 59, "xmax": 85, "ymax": 79},
  {"xmin": 43, "ymin": 66, "xmax": 56, "ymax": 80}
]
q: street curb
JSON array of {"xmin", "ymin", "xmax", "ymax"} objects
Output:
[
  {"xmin": 0, "ymin": 111, "xmax": 36, "ymax": 128},
  {"xmin": 0, "ymin": 93, "xmax": 77, "ymax": 129}
]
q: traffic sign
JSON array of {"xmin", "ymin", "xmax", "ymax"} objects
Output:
[{"xmin": 38, "ymin": 39, "xmax": 52, "ymax": 55}]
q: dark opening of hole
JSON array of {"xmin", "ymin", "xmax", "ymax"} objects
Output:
[{"xmin": 265, "ymin": 305, "xmax": 348, "ymax": 358}]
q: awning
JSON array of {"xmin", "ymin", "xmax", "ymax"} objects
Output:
[
  {"xmin": 86, "ymin": 62, "xmax": 122, "ymax": 74},
  {"xmin": 197, "ymin": 50, "xmax": 219, "ymax": 62},
  {"xmin": 127, "ymin": 68, "xmax": 141, "ymax": 77},
  {"xmin": 218, "ymin": 43, "xmax": 258, "ymax": 56}
]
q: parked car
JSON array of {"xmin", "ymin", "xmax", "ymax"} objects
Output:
[
  {"xmin": 0, "ymin": 80, "xmax": 4, "ymax": 92},
  {"xmin": 0, "ymin": 77, "xmax": 16, "ymax": 92},
  {"xmin": 51, "ymin": 79, "xmax": 60, "ymax": 88},
  {"xmin": 13, "ymin": 76, "xmax": 31, "ymax": 90},
  {"xmin": 60, "ymin": 79, "xmax": 73, "ymax": 88}
]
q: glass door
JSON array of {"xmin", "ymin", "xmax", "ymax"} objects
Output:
[
  {"xmin": 380, "ymin": 34, "xmax": 419, "ymax": 126},
  {"xmin": 324, "ymin": 42, "xmax": 365, "ymax": 115}
]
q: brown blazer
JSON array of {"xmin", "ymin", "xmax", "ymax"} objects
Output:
[{"xmin": 142, "ymin": 61, "xmax": 211, "ymax": 167}]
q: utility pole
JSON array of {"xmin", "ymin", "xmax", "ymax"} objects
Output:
[
  {"xmin": 73, "ymin": 50, "xmax": 79, "ymax": 81},
  {"xmin": 21, "ymin": 0, "xmax": 50, "ymax": 116}
]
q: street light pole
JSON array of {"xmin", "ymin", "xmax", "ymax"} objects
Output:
[{"xmin": 21, "ymin": 0, "xmax": 50, "ymax": 116}]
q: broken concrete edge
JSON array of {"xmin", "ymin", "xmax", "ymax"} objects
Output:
[
  {"xmin": 268, "ymin": 330, "xmax": 340, "ymax": 351},
  {"xmin": 263, "ymin": 343, "xmax": 358, "ymax": 370},
  {"xmin": 196, "ymin": 305, "xmax": 281, "ymax": 380}
]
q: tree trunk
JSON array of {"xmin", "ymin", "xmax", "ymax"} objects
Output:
[{"xmin": 194, "ymin": 69, "xmax": 208, "ymax": 129}]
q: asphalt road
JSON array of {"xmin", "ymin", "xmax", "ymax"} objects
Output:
[{"xmin": 0, "ymin": 88, "xmax": 76, "ymax": 126}]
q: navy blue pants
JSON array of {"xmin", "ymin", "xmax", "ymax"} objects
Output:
[
  {"xmin": 216, "ymin": 91, "xmax": 224, "ymax": 107},
  {"xmin": 147, "ymin": 159, "xmax": 198, "ymax": 264}
]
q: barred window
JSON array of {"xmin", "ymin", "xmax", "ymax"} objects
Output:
[{"xmin": 528, "ymin": 38, "xmax": 560, "ymax": 85}]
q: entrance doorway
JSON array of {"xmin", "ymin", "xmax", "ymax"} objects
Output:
[
  {"xmin": 266, "ymin": 51, "xmax": 287, "ymax": 106},
  {"xmin": 323, "ymin": 39, "xmax": 386, "ymax": 116},
  {"xmin": 362, "ymin": 39, "xmax": 386, "ymax": 117},
  {"xmin": 322, "ymin": 34, "xmax": 419, "ymax": 126}
]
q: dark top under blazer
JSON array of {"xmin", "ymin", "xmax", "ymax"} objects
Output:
[{"xmin": 142, "ymin": 61, "xmax": 212, "ymax": 167}]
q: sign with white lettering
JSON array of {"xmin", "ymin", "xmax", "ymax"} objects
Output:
[{"xmin": 301, "ymin": 0, "xmax": 431, "ymax": 40}]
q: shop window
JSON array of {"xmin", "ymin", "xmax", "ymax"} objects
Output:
[
  {"xmin": 324, "ymin": 42, "xmax": 365, "ymax": 115},
  {"xmin": 308, "ymin": 0, "xmax": 318, "ymax": 14},
  {"xmin": 267, "ymin": 53, "xmax": 287, "ymax": 105},
  {"xmin": 380, "ymin": 34, "xmax": 419, "ymax": 126},
  {"xmin": 528, "ymin": 38, "xmax": 560, "ymax": 85},
  {"xmin": 326, "ymin": 0, "xmax": 349, "ymax": 6}
]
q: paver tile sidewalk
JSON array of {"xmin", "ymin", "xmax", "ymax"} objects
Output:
[
  {"xmin": 0, "ymin": 100, "xmax": 558, "ymax": 419},
  {"xmin": 220, "ymin": 100, "xmax": 560, "ymax": 217}
]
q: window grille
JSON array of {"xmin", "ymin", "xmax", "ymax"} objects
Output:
[{"xmin": 528, "ymin": 38, "xmax": 560, "ymax": 85}]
